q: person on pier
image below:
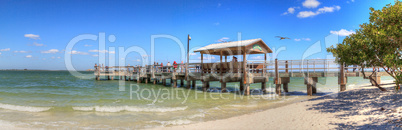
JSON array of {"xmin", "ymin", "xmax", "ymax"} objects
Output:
[
  {"xmin": 167, "ymin": 62, "xmax": 171, "ymax": 72},
  {"xmin": 173, "ymin": 61, "xmax": 178, "ymax": 72}
]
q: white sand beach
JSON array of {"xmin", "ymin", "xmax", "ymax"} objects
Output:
[{"xmin": 157, "ymin": 83, "xmax": 402, "ymax": 129}]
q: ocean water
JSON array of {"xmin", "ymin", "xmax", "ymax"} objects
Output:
[{"xmin": 0, "ymin": 71, "xmax": 394, "ymax": 128}]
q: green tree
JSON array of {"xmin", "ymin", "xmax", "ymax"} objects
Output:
[{"xmin": 327, "ymin": 0, "xmax": 402, "ymax": 91}]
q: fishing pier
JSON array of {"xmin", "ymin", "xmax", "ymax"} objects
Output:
[{"xmin": 94, "ymin": 39, "xmax": 389, "ymax": 96}]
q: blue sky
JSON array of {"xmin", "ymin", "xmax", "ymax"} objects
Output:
[{"xmin": 0, "ymin": 0, "xmax": 395, "ymax": 70}]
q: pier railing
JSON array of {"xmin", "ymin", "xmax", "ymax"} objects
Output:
[{"xmin": 94, "ymin": 59, "xmax": 382, "ymax": 78}]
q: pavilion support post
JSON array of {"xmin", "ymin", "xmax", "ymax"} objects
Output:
[
  {"xmin": 312, "ymin": 77, "xmax": 318, "ymax": 94},
  {"xmin": 281, "ymin": 77, "xmax": 290, "ymax": 93},
  {"xmin": 262, "ymin": 53, "xmax": 267, "ymax": 93},
  {"xmin": 285, "ymin": 61, "xmax": 289, "ymax": 73},
  {"xmin": 243, "ymin": 48, "xmax": 250, "ymax": 96},
  {"xmin": 275, "ymin": 59, "xmax": 281, "ymax": 96},
  {"xmin": 186, "ymin": 80, "xmax": 191, "ymax": 89},
  {"xmin": 145, "ymin": 77, "xmax": 148, "ymax": 84},
  {"xmin": 202, "ymin": 81, "xmax": 209, "ymax": 92},
  {"xmin": 153, "ymin": 78, "xmax": 156, "ymax": 84},
  {"xmin": 192, "ymin": 80, "xmax": 196, "ymax": 89},
  {"xmin": 201, "ymin": 53, "xmax": 204, "ymax": 81},
  {"xmin": 137, "ymin": 77, "xmax": 140, "ymax": 83},
  {"xmin": 108, "ymin": 76, "xmax": 110, "ymax": 80},
  {"xmin": 173, "ymin": 79, "xmax": 177, "ymax": 88},
  {"xmin": 171, "ymin": 78, "xmax": 173, "ymax": 84},
  {"xmin": 244, "ymin": 84, "xmax": 250, "ymax": 96},
  {"xmin": 307, "ymin": 83, "xmax": 313, "ymax": 96},
  {"xmin": 162, "ymin": 79, "xmax": 166, "ymax": 86},
  {"xmin": 261, "ymin": 82, "xmax": 266, "ymax": 93},
  {"xmin": 221, "ymin": 82, "xmax": 227, "ymax": 93},
  {"xmin": 220, "ymin": 51, "xmax": 223, "ymax": 82},
  {"xmin": 275, "ymin": 84, "xmax": 281, "ymax": 95},
  {"xmin": 240, "ymin": 81, "xmax": 244, "ymax": 93},
  {"xmin": 304, "ymin": 77, "xmax": 317, "ymax": 96},
  {"xmin": 283, "ymin": 83, "xmax": 289, "ymax": 93}
]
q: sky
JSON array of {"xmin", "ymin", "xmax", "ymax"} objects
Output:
[{"xmin": 0, "ymin": 0, "xmax": 396, "ymax": 70}]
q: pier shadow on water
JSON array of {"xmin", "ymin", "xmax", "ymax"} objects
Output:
[{"xmin": 306, "ymin": 84, "xmax": 401, "ymax": 129}]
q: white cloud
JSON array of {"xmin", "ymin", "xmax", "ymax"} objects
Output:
[
  {"xmin": 31, "ymin": 42, "xmax": 44, "ymax": 46},
  {"xmin": 0, "ymin": 48, "xmax": 10, "ymax": 51},
  {"xmin": 303, "ymin": 38, "xmax": 311, "ymax": 41},
  {"xmin": 297, "ymin": 11, "xmax": 317, "ymax": 18},
  {"xmin": 0, "ymin": 52, "xmax": 2, "ymax": 55},
  {"xmin": 24, "ymin": 34, "xmax": 40, "ymax": 40},
  {"xmin": 41, "ymin": 49, "xmax": 59, "ymax": 54},
  {"xmin": 189, "ymin": 53, "xmax": 197, "ymax": 56},
  {"xmin": 288, "ymin": 7, "xmax": 296, "ymax": 14},
  {"xmin": 136, "ymin": 59, "xmax": 141, "ymax": 62},
  {"xmin": 317, "ymin": 6, "xmax": 340, "ymax": 13},
  {"xmin": 330, "ymin": 29, "xmax": 356, "ymax": 36},
  {"xmin": 70, "ymin": 50, "xmax": 89, "ymax": 55},
  {"xmin": 282, "ymin": 7, "xmax": 300, "ymax": 15},
  {"xmin": 25, "ymin": 55, "xmax": 32, "ymax": 58},
  {"xmin": 297, "ymin": 5, "xmax": 341, "ymax": 18},
  {"xmin": 84, "ymin": 44, "xmax": 93, "ymax": 47},
  {"xmin": 14, "ymin": 50, "xmax": 28, "ymax": 53},
  {"xmin": 51, "ymin": 56, "xmax": 55, "ymax": 59},
  {"xmin": 294, "ymin": 39, "xmax": 301, "ymax": 41},
  {"xmin": 109, "ymin": 51, "xmax": 115, "ymax": 54},
  {"xmin": 302, "ymin": 0, "xmax": 320, "ymax": 8},
  {"xmin": 57, "ymin": 57, "xmax": 61, "ymax": 59},
  {"xmin": 214, "ymin": 22, "xmax": 220, "ymax": 26},
  {"xmin": 217, "ymin": 37, "xmax": 230, "ymax": 42},
  {"xmin": 92, "ymin": 54, "xmax": 99, "ymax": 57}
]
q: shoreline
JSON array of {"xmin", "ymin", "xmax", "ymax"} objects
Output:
[{"xmin": 155, "ymin": 82, "xmax": 401, "ymax": 129}]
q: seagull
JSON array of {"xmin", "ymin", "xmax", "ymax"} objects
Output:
[{"xmin": 275, "ymin": 36, "xmax": 291, "ymax": 40}]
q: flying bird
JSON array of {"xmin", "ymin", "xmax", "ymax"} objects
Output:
[{"xmin": 275, "ymin": 36, "xmax": 291, "ymax": 40}]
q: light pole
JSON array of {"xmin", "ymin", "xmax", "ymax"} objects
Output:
[{"xmin": 186, "ymin": 34, "xmax": 191, "ymax": 80}]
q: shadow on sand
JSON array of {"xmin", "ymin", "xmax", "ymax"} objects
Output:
[{"xmin": 307, "ymin": 84, "xmax": 401, "ymax": 129}]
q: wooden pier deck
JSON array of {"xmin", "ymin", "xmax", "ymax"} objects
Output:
[{"xmin": 94, "ymin": 59, "xmax": 389, "ymax": 96}]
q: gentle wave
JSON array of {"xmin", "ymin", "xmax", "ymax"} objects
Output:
[
  {"xmin": 0, "ymin": 103, "xmax": 51, "ymax": 112},
  {"xmin": 187, "ymin": 113, "xmax": 205, "ymax": 119},
  {"xmin": 72, "ymin": 106, "xmax": 188, "ymax": 112}
]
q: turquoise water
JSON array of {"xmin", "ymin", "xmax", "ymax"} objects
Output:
[{"xmin": 0, "ymin": 71, "xmax": 393, "ymax": 128}]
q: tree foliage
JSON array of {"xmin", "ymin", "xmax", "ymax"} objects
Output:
[{"xmin": 327, "ymin": 0, "xmax": 402, "ymax": 91}]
